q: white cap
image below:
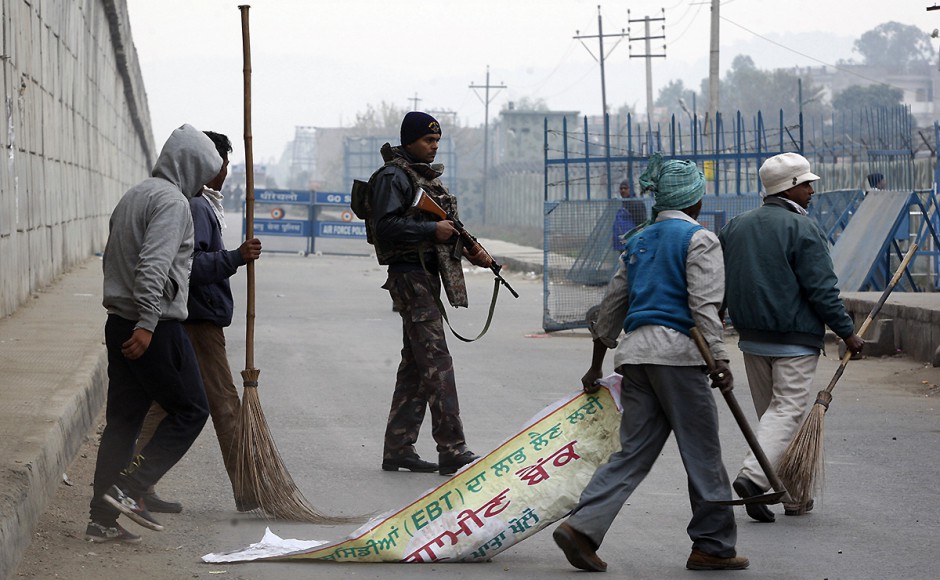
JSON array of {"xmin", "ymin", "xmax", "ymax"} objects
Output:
[{"xmin": 759, "ymin": 152, "xmax": 820, "ymax": 197}]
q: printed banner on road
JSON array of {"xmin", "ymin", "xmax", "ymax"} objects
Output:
[{"xmin": 204, "ymin": 378, "xmax": 623, "ymax": 564}]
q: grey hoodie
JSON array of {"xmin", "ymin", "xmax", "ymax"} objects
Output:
[{"xmin": 102, "ymin": 124, "xmax": 223, "ymax": 331}]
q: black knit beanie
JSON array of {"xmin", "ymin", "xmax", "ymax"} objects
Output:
[{"xmin": 400, "ymin": 111, "xmax": 442, "ymax": 146}]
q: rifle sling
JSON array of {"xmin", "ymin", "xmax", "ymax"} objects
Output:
[{"xmin": 419, "ymin": 251, "xmax": 500, "ymax": 343}]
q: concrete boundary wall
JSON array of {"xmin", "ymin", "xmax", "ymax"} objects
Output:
[
  {"xmin": 0, "ymin": 0, "xmax": 154, "ymax": 318},
  {"xmin": 844, "ymin": 296, "xmax": 940, "ymax": 363},
  {"xmin": 0, "ymin": 1, "xmax": 153, "ymax": 576}
]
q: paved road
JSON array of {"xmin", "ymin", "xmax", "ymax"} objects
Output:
[
  {"xmin": 16, "ymin": 238, "xmax": 940, "ymax": 579},
  {"xmin": 170, "ymin": 245, "xmax": 940, "ymax": 578}
]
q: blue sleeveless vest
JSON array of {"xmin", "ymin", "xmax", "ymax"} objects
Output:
[{"xmin": 622, "ymin": 219, "xmax": 702, "ymax": 336}]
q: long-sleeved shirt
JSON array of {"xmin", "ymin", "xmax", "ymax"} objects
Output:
[{"xmin": 591, "ymin": 210, "xmax": 728, "ymax": 367}]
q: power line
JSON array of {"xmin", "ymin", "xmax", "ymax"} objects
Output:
[
  {"xmin": 720, "ymin": 15, "xmax": 910, "ymax": 93},
  {"xmin": 628, "ymin": 8, "xmax": 667, "ymax": 125},
  {"xmin": 573, "ymin": 5, "xmax": 627, "ymax": 198},
  {"xmin": 669, "ymin": 1, "xmax": 705, "ymax": 45},
  {"xmin": 574, "ymin": 5, "xmax": 627, "ymax": 121}
]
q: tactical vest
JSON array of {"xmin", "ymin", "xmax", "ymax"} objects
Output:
[{"xmin": 369, "ymin": 145, "xmax": 469, "ymax": 308}]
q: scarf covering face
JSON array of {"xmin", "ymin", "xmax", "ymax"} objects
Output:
[
  {"xmin": 202, "ymin": 186, "xmax": 226, "ymax": 230},
  {"xmin": 620, "ymin": 152, "xmax": 705, "ymax": 244}
]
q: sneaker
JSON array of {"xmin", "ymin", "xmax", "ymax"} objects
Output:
[
  {"xmin": 553, "ymin": 522, "xmax": 607, "ymax": 572},
  {"xmin": 85, "ymin": 521, "xmax": 142, "ymax": 544},
  {"xmin": 784, "ymin": 498, "xmax": 815, "ymax": 516},
  {"xmin": 686, "ymin": 548, "xmax": 749, "ymax": 570},
  {"xmin": 142, "ymin": 491, "xmax": 182, "ymax": 514},
  {"xmin": 438, "ymin": 450, "xmax": 479, "ymax": 476},
  {"xmin": 732, "ymin": 476, "xmax": 775, "ymax": 523},
  {"xmin": 382, "ymin": 454, "xmax": 438, "ymax": 473},
  {"xmin": 103, "ymin": 485, "xmax": 164, "ymax": 531}
]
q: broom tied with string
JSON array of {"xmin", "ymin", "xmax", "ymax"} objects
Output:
[
  {"xmin": 232, "ymin": 4, "xmax": 359, "ymax": 524},
  {"xmin": 776, "ymin": 243, "xmax": 918, "ymax": 508}
]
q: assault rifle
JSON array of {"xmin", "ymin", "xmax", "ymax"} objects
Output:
[{"xmin": 412, "ymin": 189, "xmax": 519, "ymax": 298}]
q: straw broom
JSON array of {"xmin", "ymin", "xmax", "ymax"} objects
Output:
[
  {"xmin": 233, "ymin": 5, "xmax": 359, "ymax": 524},
  {"xmin": 776, "ymin": 243, "xmax": 918, "ymax": 507}
]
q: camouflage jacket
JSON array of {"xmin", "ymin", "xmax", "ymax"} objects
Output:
[{"xmin": 368, "ymin": 143, "xmax": 468, "ymax": 308}]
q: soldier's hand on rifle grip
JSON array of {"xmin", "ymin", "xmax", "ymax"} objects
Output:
[
  {"xmin": 464, "ymin": 244, "xmax": 493, "ymax": 268},
  {"xmin": 709, "ymin": 360, "xmax": 733, "ymax": 393},
  {"xmin": 434, "ymin": 220, "xmax": 458, "ymax": 242}
]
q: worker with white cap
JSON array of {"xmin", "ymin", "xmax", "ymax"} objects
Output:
[{"xmin": 719, "ymin": 152, "xmax": 864, "ymax": 522}]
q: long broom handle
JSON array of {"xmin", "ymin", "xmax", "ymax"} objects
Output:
[
  {"xmin": 822, "ymin": 242, "xmax": 918, "ymax": 395},
  {"xmin": 690, "ymin": 327, "xmax": 787, "ymax": 494},
  {"xmin": 239, "ymin": 5, "xmax": 255, "ymax": 370}
]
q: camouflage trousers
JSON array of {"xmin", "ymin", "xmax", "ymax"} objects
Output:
[{"xmin": 381, "ymin": 269, "xmax": 468, "ymax": 459}]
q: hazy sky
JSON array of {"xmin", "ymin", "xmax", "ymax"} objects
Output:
[{"xmin": 127, "ymin": 0, "xmax": 938, "ymax": 164}]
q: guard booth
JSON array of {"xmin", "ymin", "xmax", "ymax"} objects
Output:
[{"xmin": 243, "ymin": 189, "xmax": 368, "ymax": 255}]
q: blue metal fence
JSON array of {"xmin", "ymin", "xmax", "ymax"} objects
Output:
[{"xmin": 541, "ymin": 107, "xmax": 939, "ymax": 331}]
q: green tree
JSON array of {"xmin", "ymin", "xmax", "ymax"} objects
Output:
[
  {"xmin": 832, "ymin": 84, "xmax": 904, "ymax": 112},
  {"xmin": 830, "ymin": 85, "xmax": 915, "ymax": 133},
  {"xmin": 701, "ymin": 55, "xmax": 829, "ymax": 121},
  {"xmin": 655, "ymin": 79, "xmax": 699, "ymax": 124},
  {"xmin": 353, "ymin": 101, "xmax": 409, "ymax": 131},
  {"xmin": 853, "ymin": 21, "xmax": 933, "ymax": 74}
]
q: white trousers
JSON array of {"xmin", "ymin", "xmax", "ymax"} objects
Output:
[{"xmin": 738, "ymin": 353, "xmax": 819, "ymax": 491}]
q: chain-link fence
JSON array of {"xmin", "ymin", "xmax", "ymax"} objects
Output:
[{"xmin": 543, "ymin": 195, "xmax": 765, "ymax": 331}]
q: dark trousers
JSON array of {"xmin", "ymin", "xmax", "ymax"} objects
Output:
[
  {"xmin": 89, "ymin": 315, "xmax": 209, "ymax": 524},
  {"xmin": 382, "ymin": 270, "xmax": 467, "ymax": 458},
  {"xmin": 136, "ymin": 322, "xmax": 242, "ymax": 499},
  {"xmin": 567, "ymin": 364, "xmax": 737, "ymax": 557}
]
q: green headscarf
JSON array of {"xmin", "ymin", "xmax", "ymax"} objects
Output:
[{"xmin": 620, "ymin": 152, "xmax": 705, "ymax": 244}]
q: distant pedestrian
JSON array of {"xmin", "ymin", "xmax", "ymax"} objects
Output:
[
  {"xmin": 611, "ymin": 178, "xmax": 648, "ymax": 251},
  {"xmin": 719, "ymin": 152, "xmax": 864, "ymax": 522},
  {"xmin": 865, "ymin": 172, "xmax": 886, "ymax": 192},
  {"xmin": 85, "ymin": 124, "xmax": 219, "ymax": 543},
  {"xmin": 554, "ymin": 152, "xmax": 748, "ymax": 572},
  {"xmin": 364, "ymin": 111, "xmax": 490, "ymax": 476},
  {"xmin": 134, "ymin": 131, "xmax": 262, "ymax": 514}
]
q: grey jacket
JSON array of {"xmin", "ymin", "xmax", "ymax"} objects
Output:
[{"xmin": 102, "ymin": 124, "xmax": 223, "ymax": 331}]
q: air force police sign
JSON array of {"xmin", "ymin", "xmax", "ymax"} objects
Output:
[{"xmin": 317, "ymin": 221, "xmax": 367, "ymax": 239}]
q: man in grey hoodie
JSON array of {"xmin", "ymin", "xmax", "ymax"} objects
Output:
[{"xmin": 85, "ymin": 124, "xmax": 219, "ymax": 543}]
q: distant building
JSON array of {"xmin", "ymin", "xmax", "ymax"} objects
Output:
[
  {"xmin": 494, "ymin": 106, "xmax": 580, "ymax": 165},
  {"xmin": 797, "ymin": 64, "xmax": 938, "ymax": 127}
]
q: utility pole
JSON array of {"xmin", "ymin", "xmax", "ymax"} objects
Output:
[
  {"xmin": 574, "ymin": 5, "xmax": 626, "ymax": 198},
  {"xmin": 469, "ymin": 66, "xmax": 506, "ymax": 224},
  {"xmin": 708, "ymin": 0, "xmax": 720, "ymax": 135},
  {"xmin": 428, "ymin": 109, "xmax": 458, "ymax": 178},
  {"xmin": 628, "ymin": 8, "xmax": 666, "ymax": 129},
  {"xmin": 408, "ymin": 92, "xmax": 422, "ymax": 111}
]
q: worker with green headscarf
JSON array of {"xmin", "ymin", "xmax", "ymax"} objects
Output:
[{"xmin": 553, "ymin": 153, "xmax": 748, "ymax": 573}]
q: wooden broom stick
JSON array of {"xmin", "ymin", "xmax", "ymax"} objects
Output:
[
  {"xmin": 777, "ymin": 242, "xmax": 918, "ymax": 506},
  {"xmin": 233, "ymin": 4, "xmax": 360, "ymax": 524}
]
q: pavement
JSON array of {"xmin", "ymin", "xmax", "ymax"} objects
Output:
[{"xmin": 2, "ymin": 238, "xmax": 939, "ymax": 579}]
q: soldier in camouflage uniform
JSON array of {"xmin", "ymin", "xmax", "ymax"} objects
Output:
[{"xmin": 367, "ymin": 111, "xmax": 489, "ymax": 476}]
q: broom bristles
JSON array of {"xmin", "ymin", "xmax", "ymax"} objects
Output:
[
  {"xmin": 777, "ymin": 392, "xmax": 831, "ymax": 506},
  {"xmin": 234, "ymin": 381, "xmax": 365, "ymax": 525}
]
